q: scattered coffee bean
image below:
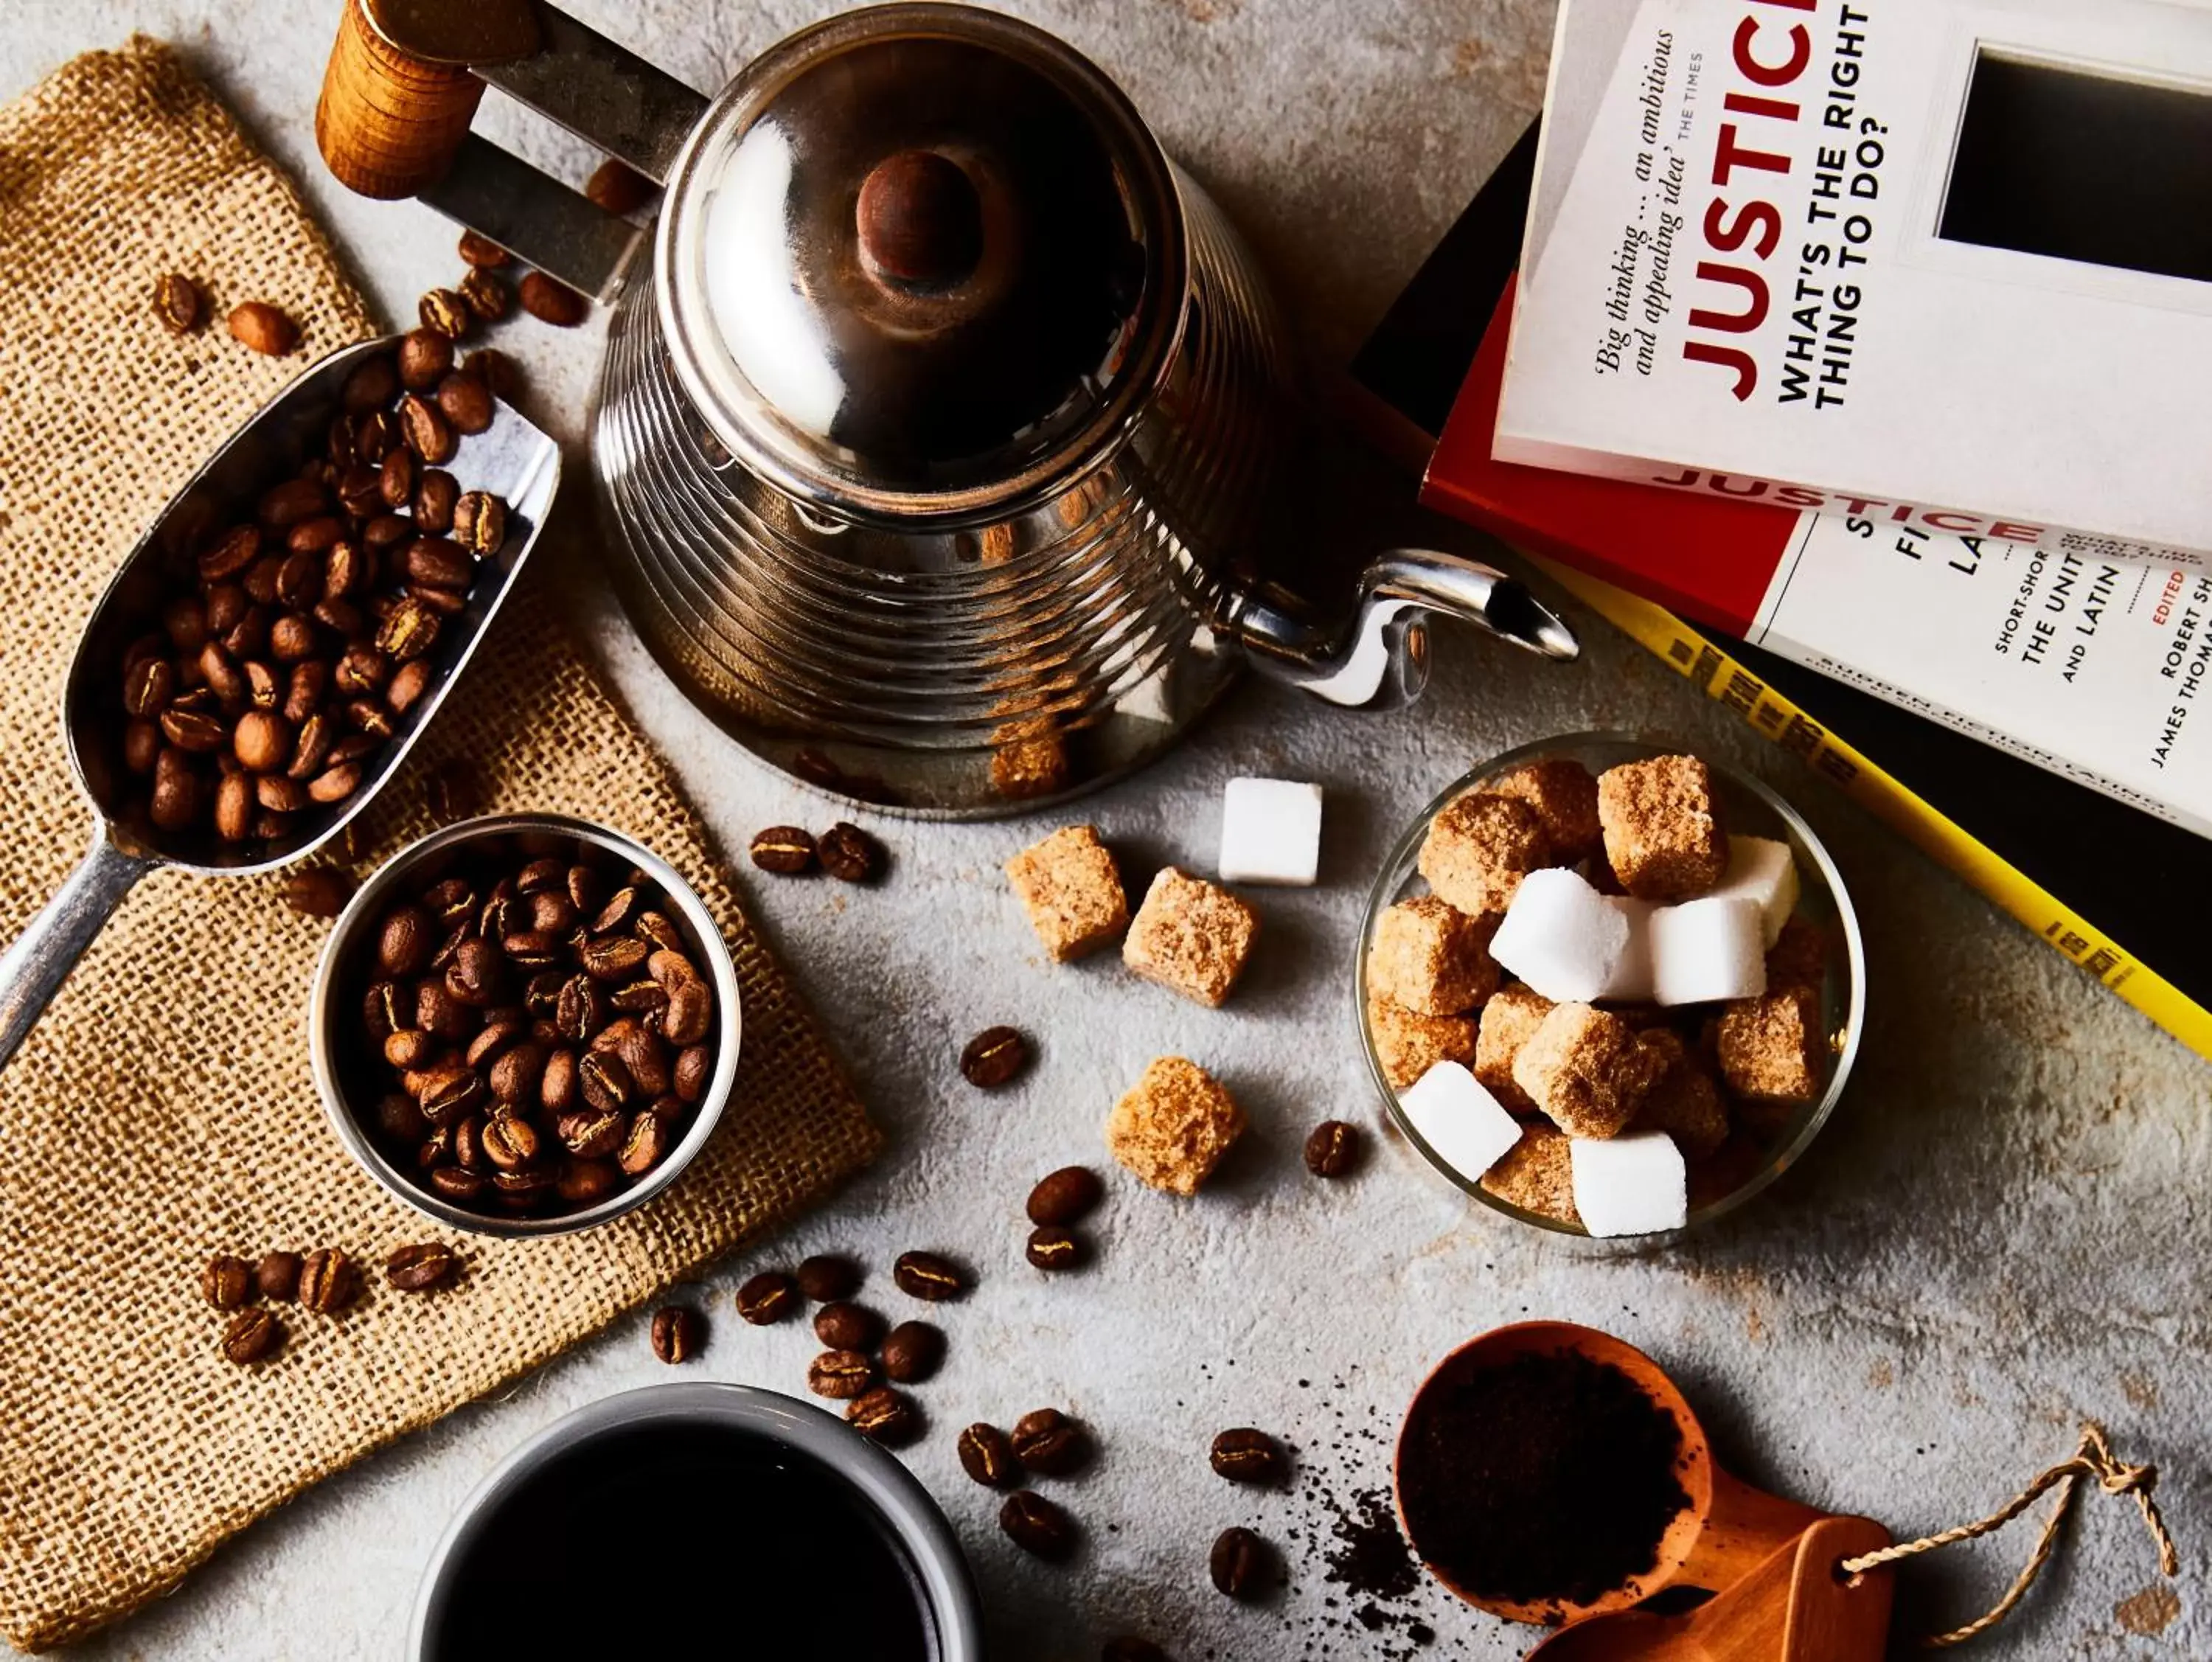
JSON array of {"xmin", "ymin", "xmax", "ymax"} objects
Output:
[
  {"xmin": 748, "ymin": 826, "xmax": 816, "ymax": 875},
  {"xmin": 736, "ymin": 1270, "xmax": 799, "ymax": 1325},
  {"xmin": 298, "ymin": 1246, "xmax": 358, "ymax": 1315},
  {"xmin": 999, "ymin": 1491, "xmax": 1075, "ymax": 1560},
  {"xmin": 959, "ymin": 1025, "xmax": 1029, "ymax": 1088},
  {"xmin": 816, "ymin": 822, "xmax": 885, "ymax": 883},
  {"xmin": 795, "ymin": 1254, "xmax": 860, "ymax": 1302},
  {"xmin": 1026, "ymin": 1166, "xmax": 1103, "ymax": 1227},
  {"xmin": 458, "ymin": 268, "xmax": 509, "ymax": 325},
  {"xmin": 806, "ymin": 1348, "xmax": 874, "ymax": 1400},
  {"xmin": 457, "ymin": 229, "xmax": 511, "ymax": 268},
  {"xmin": 1102, "ymin": 1640, "xmax": 1171, "ymax": 1662},
  {"xmin": 202, "ymin": 1254, "xmax": 253, "ymax": 1310},
  {"xmin": 959, "ymin": 1422, "xmax": 1020, "ymax": 1488},
  {"xmin": 223, "ymin": 1306, "xmax": 281, "ymax": 1364},
  {"xmin": 226, "ymin": 300, "xmax": 297, "ymax": 356},
  {"xmin": 1209, "ymin": 1427, "xmax": 1287, "ymax": 1486},
  {"xmin": 585, "ymin": 157, "xmax": 653, "ymax": 215},
  {"xmin": 385, "ymin": 1241, "xmax": 456, "ymax": 1292},
  {"xmin": 154, "ymin": 272, "xmax": 202, "ymax": 335},
  {"xmin": 397, "ymin": 326, "xmax": 453, "ymax": 391},
  {"xmin": 1025, "ymin": 1226, "xmax": 1085, "ymax": 1272},
  {"xmin": 650, "ymin": 1304, "xmax": 703, "ymax": 1363},
  {"xmin": 1012, "ymin": 1408, "xmax": 1091, "ymax": 1477},
  {"xmin": 419, "ymin": 287, "xmax": 473, "ymax": 340},
  {"xmin": 892, "ymin": 1250, "xmax": 966, "ymax": 1302},
  {"xmin": 813, "ymin": 1301, "xmax": 882, "ymax": 1351},
  {"xmin": 256, "ymin": 1251, "xmax": 302, "ymax": 1302},
  {"xmin": 1303, "ymin": 1119, "xmax": 1363, "ymax": 1178},
  {"xmin": 1209, "ymin": 1526, "xmax": 1269, "ymax": 1599},
  {"xmin": 846, "ymin": 1385, "xmax": 919, "ymax": 1445},
  {"xmin": 518, "ymin": 271, "xmax": 588, "ymax": 327},
  {"xmin": 880, "ymin": 1320, "xmax": 944, "ymax": 1383},
  {"xmin": 281, "ymin": 866, "xmax": 354, "ymax": 919}
]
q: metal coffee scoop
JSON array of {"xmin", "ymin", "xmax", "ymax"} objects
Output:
[
  {"xmin": 1398, "ymin": 1322, "xmax": 1896, "ymax": 1660},
  {"xmin": 0, "ymin": 335, "xmax": 560, "ymax": 1072}
]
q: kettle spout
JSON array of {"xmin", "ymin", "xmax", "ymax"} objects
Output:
[{"xmin": 1232, "ymin": 549, "xmax": 1578, "ymax": 709}]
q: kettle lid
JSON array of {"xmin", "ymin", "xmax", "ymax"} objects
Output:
[{"xmin": 656, "ymin": 3, "xmax": 1186, "ymax": 526}]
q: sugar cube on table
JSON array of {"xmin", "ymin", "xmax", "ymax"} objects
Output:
[
  {"xmin": 1489, "ymin": 867, "xmax": 1630, "ymax": 1003},
  {"xmin": 1398, "ymin": 1060, "xmax": 1524, "ymax": 1183},
  {"xmin": 1706, "ymin": 835, "xmax": 1800, "ymax": 948},
  {"xmin": 1649, "ymin": 895, "xmax": 1767, "ymax": 1006},
  {"xmin": 1570, "ymin": 1130, "xmax": 1688, "ymax": 1237},
  {"xmin": 1218, "ymin": 777, "xmax": 1324, "ymax": 886}
]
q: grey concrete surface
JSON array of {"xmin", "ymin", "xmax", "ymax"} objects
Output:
[{"xmin": 4, "ymin": 1, "xmax": 2203, "ymax": 1658}]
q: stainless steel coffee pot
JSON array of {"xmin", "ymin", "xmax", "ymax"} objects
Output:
[{"xmin": 318, "ymin": 0, "xmax": 1577, "ymax": 815}]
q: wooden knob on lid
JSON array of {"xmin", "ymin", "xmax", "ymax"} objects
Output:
[{"xmin": 856, "ymin": 150, "xmax": 984, "ymax": 290}]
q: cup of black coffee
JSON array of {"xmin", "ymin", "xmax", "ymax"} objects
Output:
[{"xmin": 411, "ymin": 1383, "xmax": 984, "ymax": 1659}]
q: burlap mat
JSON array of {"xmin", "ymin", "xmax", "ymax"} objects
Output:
[{"xmin": 0, "ymin": 40, "xmax": 880, "ymax": 1651}]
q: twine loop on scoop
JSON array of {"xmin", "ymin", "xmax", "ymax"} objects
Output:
[{"xmin": 1838, "ymin": 1423, "xmax": 2179, "ymax": 1648}]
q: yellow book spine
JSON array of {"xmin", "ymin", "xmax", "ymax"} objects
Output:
[{"xmin": 1534, "ymin": 557, "xmax": 2212, "ymax": 1063}]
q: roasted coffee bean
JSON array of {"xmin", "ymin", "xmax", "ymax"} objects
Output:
[
  {"xmin": 268, "ymin": 613, "xmax": 319, "ymax": 664},
  {"xmin": 748, "ymin": 826, "xmax": 815, "ymax": 874},
  {"xmin": 1102, "ymin": 1638, "xmax": 1171, "ymax": 1662},
  {"xmin": 202, "ymin": 1255, "xmax": 254, "ymax": 1310},
  {"xmin": 256, "ymin": 773, "xmax": 310, "ymax": 814},
  {"xmin": 123, "ymin": 719, "xmax": 161, "ymax": 776},
  {"xmin": 223, "ymin": 1307, "xmax": 281, "ymax": 1364},
  {"xmin": 343, "ymin": 352, "xmax": 399, "ymax": 411},
  {"xmin": 816, "ymin": 821, "xmax": 885, "ymax": 883},
  {"xmin": 793, "ymin": 1254, "xmax": 859, "ymax": 1303},
  {"xmin": 457, "ymin": 229, "xmax": 511, "ymax": 268},
  {"xmin": 813, "ymin": 1301, "xmax": 883, "ymax": 1351},
  {"xmin": 846, "ymin": 1386, "xmax": 919, "ymax": 1445},
  {"xmin": 215, "ymin": 773, "xmax": 255, "ymax": 844},
  {"xmin": 232, "ymin": 709, "xmax": 289, "ymax": 772},
  {"xmin": 661, "ymin": 981, "xmax": 712, "ymax": 1047},
  {"xmin": 880, "ymin": 1320, "xmax": 944, "ymax": 1384},
  {"xmin": 428, "ymin": 1165, "xmax": 484, "ymax": 1200},
  {"xmin": 578, "ymin": 1051, "xmax": 633, "ymax": 1113},
  {"xmin": 557, "ymin": 1158, "xmax": 617, "ymax": 1204},
  {"xmin": 998, "ymin": 1492, "xmax": 1075, "ymax": 1561},
  {"xmin": 1209, "ymin": 1528, "xmax": 1270, "ymax": 1600},
  {"xmin": 806, "ymin": 1348, "xmax": 874, "ymax": 1400},
  {"xmin": 414, "ymin": 469, "xmax": 459, "ymax": 533},
  {"xmin": 1025, "ymin": 1226, "xmax": 1085, "ymax": 1273},
  {"xmin": 557, "ymin": 1108, "xmax": 624, "ymax": 1160},
  {"xmin": 612, "ymin": 978, "xmax": 669, "ymax": 1019},
  {"xmin": 154, "ymin": 272, "xmax": 202, "ymax": 334},
  {"xmin": 466, "ymin": 1020, "xmax": 524, "ymax": 1071},
  {"xmin": 280, "ymin": 866, "xmax": 352, "ymax": 919},
  {"xmin": 378, "ymin": 594, "xmax": 442, "ymax": 660},
  {"xmin": 959, "ymin": 1422, "xmax": 1020, "ymax": 1488},
  {"xmin": 1026, "ymin": 1166, "xmax": 1103, "ymax": 1227},
  {"xmin": 379, "ymin": 904, "xmax": 431, "ymax": 975},
  {"xmin": 226, "ymin": 300, "xmax": 297, "ymax": 356},
  {"xmin": 197, "ymin": 524, "xmax": 260, "ymax": 583},
  {"xmin": 458, "ymin": 267, "xmax": 510, "ymax": 325},
  {"xmin": 256, "ymin": 1251, "xmax": 302, "ymax": 1302},
  {"xmin": 285, "ymin": 515, "xmax": 344, "ymax": 559},
  {"xmin": 299, "ymin": 1247, "xmax": 358, "ymax": 1314},
  {"xmin": 734, "ymin": 1270, "xmax": 799, "ymax": 1326},
  {"xmin": 647, "ymin": 948, "xmax": 697, "ymax": 991},
  {"xmin": 363, "ymin": 511, "xmax": 411, "ymax": 552},
  {"xmin": 398, "ymin": 393, "xmax": 456, "ymax": 465},
  {"xmin": 386, "ymin": 1241, "xmax": 456, "ymax": 1292},
  {"xmin": 585, "ymin": 157, "xmax": 653, "ymax": 215},
  {"xmin": 1302, "ymin": 1119, "xmax": 1362, "ymax": 1178},
  {"xmin": 418, "ymin": 984, "xmax": 474, "ymax": 1043},
  {"xmin": 288, "ymin": 712, "xmax": 335, "ymax": 779},
  {"xmin": 1208, "ymin": 1428, "xmax": 1287, "ymax": 1486},
  {"xmin": 672, "ymin": 1044, "xmax": 712, "ymax": 1104},
  {"xmin": 540, "ymin": 1048, "xmax": 580, "ymax": 1114},
  {"xmin": 383, "ymin": 1029, "xmax": 434, "ymax": 1071},
  {"xmin": 1012, "ymin": 1408, "xmax": 1091, "ymax": 1477},
  {"xmin": 122, "ymin": 655, "xmax": 173, "ymax": 717},
  {"xmin": 422, "ymin": 757, "xmax": 479, "ymax": 821},
  {"xmin": 451, "ymin": 490, "xmax": 506, "ymax": 557},
  {"xmin": 635, "ymin": 911, "xmax": 686, "ymax": 956},
  {"xmin": 149, "ymin": 747, "xmax": 199, "ymax": 831},
  {"xmin": 452, "ymin": 1113, "xmax": 488, "ymax": 1172},
  {"xmin": 553, "ymin": 974, "xmax": 603, "ymax": 1042},
  {"xmin": 421, "ymin": 1068, "xmax": 485, "ymax": 1125},
  {"xmin": 437, "ymin": 372, "xmax": 494, "ymax": 435},
  {"xmin": 959, "ymin": 1025, "xmax": 1029, "ymax": 1088},
  {"xmin": 580, "ymin": 934, "xmax": 649, "ymax": 981},
  {"xmin": 616, "ymin": 1110, "xmax": 667, "ymax": 1176},
  {"xmin": 893, "ymin": 1250, "xmax": 967, "ymax": 1302},
  {"xmin": 419, "ymin": 287, "xmax": 473, "ymax": 341},
  {"xmin": 480, "ymin": 1113, "xmax": 540, "ymax": 1171},
  {"xmin": 396, "ymin": 325, "xmax": 454, "ymax": 390},
  {"xmin": 650, "ymin": 1304, "xmax": 703, "ymax": 1364},
  {"xmin": 518, "ymin": 271, "xmax": 588, "ymax": 326}
]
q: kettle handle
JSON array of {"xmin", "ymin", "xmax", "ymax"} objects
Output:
[{"xmin": 1230, "ymin": 548, "xmax": 1579, "ymax": 710}]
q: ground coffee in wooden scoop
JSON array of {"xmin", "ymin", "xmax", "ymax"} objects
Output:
[{"xmin": 1399, "ymin": 1349, "xmax": 1688, "ymax": 1610}]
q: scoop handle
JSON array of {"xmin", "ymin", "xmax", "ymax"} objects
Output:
[
  {"xmin": 0, "ymin": 824, "xmax": 150, "ymax": 1076},
  {"xmin": 1677, "ymin": 1465, "xmax": 1834, "ymax": 1595}
]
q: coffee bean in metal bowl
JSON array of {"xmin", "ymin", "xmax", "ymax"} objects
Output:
[{"xmin": 310, "ymin": 814, "xmax": 742, "ymax": 1237}]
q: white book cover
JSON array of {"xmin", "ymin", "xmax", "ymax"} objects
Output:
[{"xmin": 1499, "ymin": 0, "xmax": 2212, "ymax": 567}]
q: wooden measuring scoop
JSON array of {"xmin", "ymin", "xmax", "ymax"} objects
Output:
[{"xmin": 1396, "ymin": 1322, "xmax": 1894, "ymax": 1654}]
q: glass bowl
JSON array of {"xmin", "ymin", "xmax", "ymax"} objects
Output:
[{"xmin": 1357, "ymin": 732, "xmax": 1865, "ymax": 1244}]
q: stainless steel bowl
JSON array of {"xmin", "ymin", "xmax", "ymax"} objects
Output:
[
  {"xmin": 309, "ymin": 813, "xmax": 742, "ymax": 1237},
  {"xmin": 407, "ymin": 1383, "xmax": 984, "ymax": 1661}
]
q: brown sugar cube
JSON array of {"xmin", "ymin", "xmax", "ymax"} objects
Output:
[
  {"xmin": 1123, "ymin": 867, "xmax": 1259, "ymax": 1007},
  {"xmin": 1511, "ymin": 1002, "xmax": 1667, "ymax": 1139},
  {"xmin": 1105, "ymin": 1056, "xmax": 1246, "ymax": 1195},
  {"xmin": 1416, "ymin": 791, "xmax": 1552, "ymax": 916},
  {"xmin": 990, "ymin": 727, "xmax": 1070, "ymax": 802},
  {"xmin": 1715, "ymin": 985, "xmax": 1825, "ymax": 1104},
  {"xmin": 1368, "ymin": 995, "xmax": 1478, "ymax": 1091},
  {"xmin": 1488, "ymin": 757, "xmax": 1603, "ymax": 864},
  {"xmin": 1764, "ymin": 916, "xmax": 1829, "ymax": 994},
  {"xmin": 1630, "ymin": 1029, "xmax": 1730, "ymax": 1158},
  {"xmin": 1473, "ymin": 983, "xmax": 1553, "ymax": 1113},
  {"xmin": 1480, "ymin": 1122, "xmax": 1580, "ymax": 1226},
  {"xmin": 1004, "ymin": 825, "xmax": 1128, "ymax": 962},
  {"xmin": 1367, "ymin": 896, "xmax": 1500, "ymax": 1015},
  {"xmin": 1596, "ymin": 755, "xmax": 1728, "ymax": 901}
]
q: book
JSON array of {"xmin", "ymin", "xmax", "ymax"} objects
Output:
[
  {"xmin": 1343, "ymin": 122, "xmax": 2212, "ymax": 1061},
  {"xmin": 1492, "ymin": 0, "xmax": 2212, "ymax": 569}
]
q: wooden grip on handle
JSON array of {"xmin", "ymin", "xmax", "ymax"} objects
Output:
[{"xmin": 316, "ymin": 0, "xmax": 484, "ymax": 200}]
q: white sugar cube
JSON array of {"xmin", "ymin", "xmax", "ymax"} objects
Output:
[
  {"xmin": 1649, "ymin": 895, "xmax": 1767, "ymax": 1006},
  {"xmin": 1707, "ymin": 835, "xmax": 1800, "ymax": 948},
  {"xmin": 1489, "ymin": 867, "xmax": 1630, "ymax": 1002},
  {"xmin": 1218, "ymin": 778, "xmax": 1323, "ymax": 886},
  {"xmin": 1399, "ymin": 1060, "xmax": 1523, "ymax": 1181},
  {"xmin": 1596, "ymin": 897, "xmax": 1655, "ymax": 1000},
  {"xmin": 1571, "ymin": 1131, "xmax": 1688, "ymax": 1237}
]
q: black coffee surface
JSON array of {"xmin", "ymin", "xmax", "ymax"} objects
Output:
[{"xmin": 427, "ymin": 1420, "xmax": 936, "ymax": 1659}]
